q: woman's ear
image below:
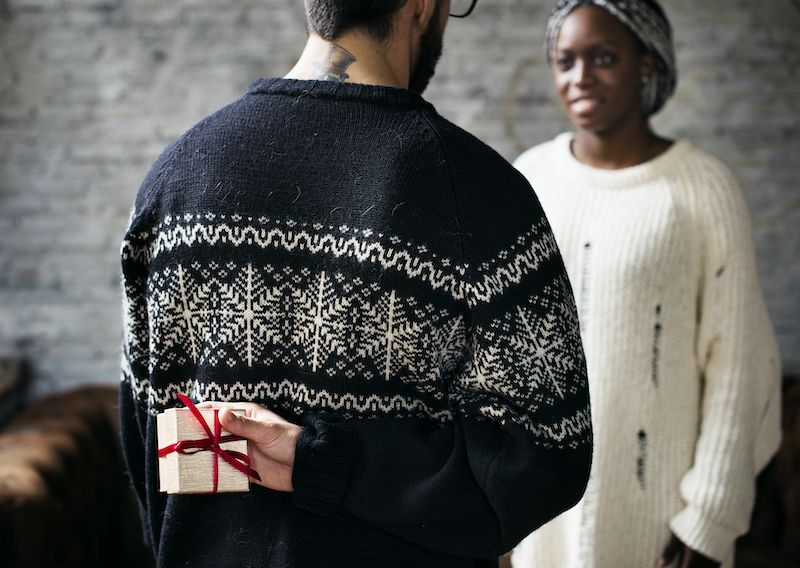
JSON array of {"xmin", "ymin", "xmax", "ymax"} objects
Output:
[{"xmin": 640, "ymin": 52, "xmax": 656, "ymax": 87}]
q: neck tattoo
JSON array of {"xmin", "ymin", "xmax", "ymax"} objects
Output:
[{"xmin": 311, "ymin": 44, "xmax": 356, "ymax": 82}]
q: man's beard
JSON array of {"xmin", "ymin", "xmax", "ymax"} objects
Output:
[{"xmin": 408, "ymin": 4, "xmax": 444, "ymax": 95}]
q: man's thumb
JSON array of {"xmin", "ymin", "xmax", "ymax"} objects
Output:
[{"xmin": 218, "ymin": 407, "xmax": 254, "ymax": 438}]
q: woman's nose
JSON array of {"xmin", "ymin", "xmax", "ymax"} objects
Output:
[{"xmin": 572, "ymin": 60, "xmax": 593, "ymax": 87}]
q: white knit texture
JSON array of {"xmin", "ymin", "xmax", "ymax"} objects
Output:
[{"xmin": 510, "ymin": 134, "xmax": 781, "ymax": 568}]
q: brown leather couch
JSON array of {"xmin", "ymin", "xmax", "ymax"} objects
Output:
[{"xmin": 0, "ymin": 386, "xmax": 153, "ymax": 568}]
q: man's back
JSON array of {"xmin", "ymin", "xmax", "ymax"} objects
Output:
[{"xmin": 120, "ymin": 77, "xmax": 592, "ymax": 567}]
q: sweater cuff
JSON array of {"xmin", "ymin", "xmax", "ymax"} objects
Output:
[
  {"xmin": 669, "ymin": 505, "xmax": 737, "ymax": 563},
  {"xmin": 291, "ymin": 414, "xmax": 352, "ymax": 517}
]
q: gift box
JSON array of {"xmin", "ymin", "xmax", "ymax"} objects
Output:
[{"xmin": 156, "ymin": 394, "xmax": 259, "ymax": 494}]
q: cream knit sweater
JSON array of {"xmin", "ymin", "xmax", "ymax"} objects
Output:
[{"xmin": 510, "ymin": 133, "xmax": 781, "ymax": 568}]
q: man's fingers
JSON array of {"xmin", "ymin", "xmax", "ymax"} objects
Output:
[
  {"xmin": 197, "ymin": 400, "xmax": 257, "ymax": 413},
  {"xmin": 218, "ymin": 408, "xmax": 289, "ymax": 448},
  {"xmin": 196, "ymin": 400, "xmax": 288, "ymax": 423}
]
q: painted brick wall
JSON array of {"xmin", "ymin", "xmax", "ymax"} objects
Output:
[{"xmin": 0, "ymin": 0, "xmax": 797, "ymax": 398}]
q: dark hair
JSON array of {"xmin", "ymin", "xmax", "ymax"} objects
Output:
[
  {"xmin": 637, "ymin": 0, "xmax": 670, "ymax": 30},
  {"xmin": 304, "ymin": 0, "xmax": 409, "ymax": 41}
]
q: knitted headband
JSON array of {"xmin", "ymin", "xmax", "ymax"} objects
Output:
[{"xmin": 545, "ymin": 0, "xmax": 677, "ymax": 116}]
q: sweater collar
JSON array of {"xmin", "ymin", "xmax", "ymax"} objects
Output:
[
  {"xmin": 554, "ymin": 132, "xmax": 692, "ymax": 188},
  {"xmin": 247, "ymin": 77, "xmax": 433, "ymax": 110}
]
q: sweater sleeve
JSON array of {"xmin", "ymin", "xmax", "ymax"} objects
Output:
[
  {"xmin": 669, "ymin": 160, "xmax": 782, "ymax": 562},
  {"xmin": 119, "ymin": 213, "xmax": 156, "ymax": 549},
  {"xmin": 118, "ymin": 144, "xmax": 175, "ymax": 552},
  {"xmin": 291, "ymin": 154, "xmax": 593, "ymax": 557}
]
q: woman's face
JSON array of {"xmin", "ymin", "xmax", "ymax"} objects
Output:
[{"xmin": 552, "ymin": 5, "xmax": 653, "ymax": 135}]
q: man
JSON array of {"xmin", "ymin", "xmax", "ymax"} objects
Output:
[{"xmin": 119, "ymin": 1, "xmax": 592, "ymax": 566}]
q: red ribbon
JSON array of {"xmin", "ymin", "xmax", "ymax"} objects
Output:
[{"xmin": 158, "ymin": 393, "xmax": 261, "ymax": 492}]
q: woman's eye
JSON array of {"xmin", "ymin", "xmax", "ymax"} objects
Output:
[
  {"xmin": 556, "ymin": 57, "xmax": 574, "ymax": 71},
  {"xmin": 594, "ymin": 53, "xmax": 616, "ymax": 66}
]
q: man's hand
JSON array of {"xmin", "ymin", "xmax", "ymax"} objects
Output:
[
  {"xmin": 657, "ymin": 534, "xmax": 721, "ymax": 568},
  {"xmin": 197, "ymin": 401, "xmax": 302, "ymax": 492}
]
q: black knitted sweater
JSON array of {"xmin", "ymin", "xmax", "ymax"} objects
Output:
[{"xmin": 119, "ymin": 78, "xmax": 592, "ymax": 568}]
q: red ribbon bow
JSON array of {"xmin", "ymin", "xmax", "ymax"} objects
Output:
[{"xmin": 158, "ymin": 393, "xmax": 261, "ymax": 492}]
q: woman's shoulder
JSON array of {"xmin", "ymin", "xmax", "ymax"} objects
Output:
[
  {"xmin": 512, "ymin": 133, "xmax": 570, "ymax": 174},
  {"xmin": 675, "ymin": 143, "xmax": 738, "ymax": 185},
  {"xmin": 671, "ymin": 143, "xmax": 747, "ymax": 207},
  {"xmin": 667, "ymin": 143, "xmax": 756, "ymax": 236},
  {"xmin": 514, "ymin": 133, "xmax": 572, "ymax": 187}
]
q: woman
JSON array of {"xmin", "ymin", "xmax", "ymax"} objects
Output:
[{"xmin": 511, "ymin": 1, "xmax": 781, "ymax": 567}]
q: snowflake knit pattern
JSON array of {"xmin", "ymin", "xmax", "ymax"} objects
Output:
[{"xmin": 119, "ymin": 79, "xmax": 592, "ymax": 568}]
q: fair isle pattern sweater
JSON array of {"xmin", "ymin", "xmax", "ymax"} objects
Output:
[
  {"xmin": 119, "ymin": 79, "xmax": 592, "ymax": 568},
  {"xmin": 511, "ymin": 134, "xmax": 781, "ymax": 568}
]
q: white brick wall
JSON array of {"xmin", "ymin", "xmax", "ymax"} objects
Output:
[{"xmin": 1, "ymin": 0, "xmax": 797, "ymax": 398}]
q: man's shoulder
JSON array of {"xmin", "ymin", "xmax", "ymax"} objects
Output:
[
  {"xmin": 162, "ymin": 95, "xmax": 257, "ymax": 157},
  {"xmin": 421, "ymin": 111, "xmax": 536, "ymax": 209},
  {"xmin": 135, "ymin": 92, "xmax": 261, "ymax": 185},
  {"xmin": 423, "ymin": 112, "xmax": 512, "ymax": 169},
  {"xmin": 420, "ymin": 113, "xmax": 553, "ymax": 252},
  {"xmin": 128, "ymin": 96, "xmax": 249, "ymax": 225}
]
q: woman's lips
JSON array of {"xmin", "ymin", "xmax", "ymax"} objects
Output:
[{"xmin": 570, "ymin": 96, "xmax": 601, "ymax": 115}]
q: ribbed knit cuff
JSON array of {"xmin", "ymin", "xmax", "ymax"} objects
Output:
[
  {"xmin": 669, "ymin": 505, "xmax": 737, "ymax": 563},
  {"xmin": 291, "ymin": 414, "xmax": 353, "ymax": 517}
]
